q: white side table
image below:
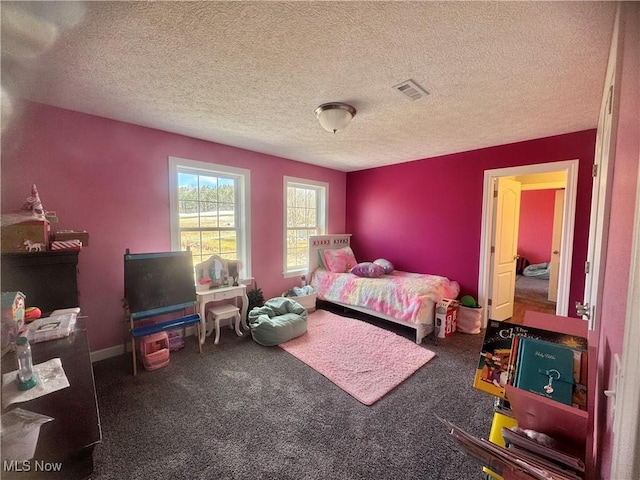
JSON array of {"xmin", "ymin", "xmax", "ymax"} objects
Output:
[{"xmin": 196, "ymin": 284, "xmax": 248, "ymax": 345}]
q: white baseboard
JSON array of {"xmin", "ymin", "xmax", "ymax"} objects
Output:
[
  {"xmin": 90, "ymin": 344, "xmax": 125, "ymax": 363},
  {"xmin": 89, "ymin": 326, "xmax": 198, "ymax": 363}
]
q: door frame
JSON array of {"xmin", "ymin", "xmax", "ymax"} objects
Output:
[
  {"xmin": 548, "ymin": 189, "xmax": 565, "ymax": 302},
  {"xmin": 611, "ymin": 162, "xmax": 640, "ymax": 478},
  {"xmin": 478, "ymin": 159, "xmax": 579, "ymax": 327},
  {"xmin": 605, "ymin": 3, "xmax": 639, "ymax": 477}
]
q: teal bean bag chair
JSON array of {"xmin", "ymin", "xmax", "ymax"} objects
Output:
[
  {"xmin": 522, "ymin": 262, "xmax": 551, "ymax": 280},
  {"xmin": 248, "ymin": 297, "xmax": 308, "ymax": 346}
]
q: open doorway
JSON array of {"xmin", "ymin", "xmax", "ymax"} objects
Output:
[
  {"xmin": 514, "ymin": 185, "xmax": 565, "ymax": 321},
  {"xmin": 478, "ymin": 160, "xmax": 579, "ymax": 327}
]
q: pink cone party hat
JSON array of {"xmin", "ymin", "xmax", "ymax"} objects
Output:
[{"xmin": 24, "ymin": 184, "xmax": 45, "ymax": 217}]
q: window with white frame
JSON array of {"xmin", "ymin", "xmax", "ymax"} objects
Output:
[
  {"xmin": 169, "ymin": 157, "xmax": 251, "ymax": 277},
  {"xmin": 284, "ymin": 177, "xmax": 327, "ymax": 276}
]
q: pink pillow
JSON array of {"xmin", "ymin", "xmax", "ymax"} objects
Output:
[
  {"xmin": 323, "ymin": 247, "xmax": 358, "ymax": 273},
  {"xmin": 350, "ymin": 262, "xmax": 385, "ymax": 278}
]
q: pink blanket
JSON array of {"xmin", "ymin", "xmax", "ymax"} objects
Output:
[{"xmin": 310, "ymin": 269, "xmax": 460, "ymax": 323}]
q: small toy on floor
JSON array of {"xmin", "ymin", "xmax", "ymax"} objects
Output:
[
  {"xmin": 139, "ymin": 332, "xmax": 170, "ymax": 371},
  {"xmin": 168, "ymin": 331, "xmax": 185, "ymax": 351}
]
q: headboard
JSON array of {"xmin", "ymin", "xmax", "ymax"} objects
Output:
[{"xmin": 308, "ymin": 234, "xmax": 352, "ymax": 273}]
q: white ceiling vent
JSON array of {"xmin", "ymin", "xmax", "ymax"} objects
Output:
[{"xmin": 393, "ymin": 79, "xmax": 429, "ymax": 101}]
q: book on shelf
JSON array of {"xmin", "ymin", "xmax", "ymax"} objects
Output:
[
  {"xmin": 473, "ymin": 320, "xmax": 588, "ymax": 403},
  {"xmin": 505, "ymin": 334, "xmax": 521, "ymax": 388},
  {"xmin": 513, "ymin": 337, "xmax": 576, "ymax": 406},
  {"xmin": 511, "ymin": 336, "xmax": 587, "ymax": 411},
  {"xmin": 26, "ymin": 308, "xmax": 79, "ymax": 343}
]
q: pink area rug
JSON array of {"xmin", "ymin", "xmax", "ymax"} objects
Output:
[{"xmin": 279, "ymin": 309, "xmax": 436, "ymax": 405}]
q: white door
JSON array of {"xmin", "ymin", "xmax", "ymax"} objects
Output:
[
  {"xmin": 548, "ymin": 190, "xmax": 564, "ymax": 302},
  {"xmin": 582, "ymin": 5, "xmax": 624, "ymax": 477},
  {"xmin": 580, "ymin": 7, "xmax": 620, "ymax": 330},
  {"xmin": 490, "ymin": 177, "xmax": 521, "ymax": 320}
]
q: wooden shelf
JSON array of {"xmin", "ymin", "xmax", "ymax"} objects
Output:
[
  {"xmin": 505, "ymin": 384, "xmax": 588, "ymax": 450},
  {"xmin": 506, "ymin": 310, "xmax": 590, "ymax": 459}
]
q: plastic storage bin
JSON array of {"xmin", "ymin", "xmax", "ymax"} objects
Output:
[
  {"xmin": 139, "ymin": 332, "xmax": 170, "ymax": 371},
  {"xmin": 283, "ymin": 291, "xmax": 316, "ymax": 313},
  {"xmin": 168, "ymin": 330, "xmax": 185, "ymax": 351}
]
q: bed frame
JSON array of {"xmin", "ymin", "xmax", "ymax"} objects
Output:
[{"xmin": 308, "ymin": 234, "xmax": 435, "ymax": 344}]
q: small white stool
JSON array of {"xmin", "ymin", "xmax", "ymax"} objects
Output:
[{"xmin": 206, "ymin": 304, "xmax": 242, "ymax": 345}]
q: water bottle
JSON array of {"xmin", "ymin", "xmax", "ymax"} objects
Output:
[{"xmin": 16, "ymin": 336, "xmax": 36, "ymax": 389}]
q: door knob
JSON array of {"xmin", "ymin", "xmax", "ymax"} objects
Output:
[
  {"xmin": 576, "ymin": 301, "xmax": 590, "ymax": 319},
  {"xmin": 553, "ymin": 250, "xmax": 559, "ymax": 255}
]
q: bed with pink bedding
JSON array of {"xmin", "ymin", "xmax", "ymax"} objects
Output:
[{"xmin": 308, "ymin": 234, "xmax": 460, "ymax": 344}]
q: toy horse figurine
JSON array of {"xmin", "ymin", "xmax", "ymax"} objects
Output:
[{"xmin": 23, "ymin": 240, "xmax": 44, "ymax": 252}]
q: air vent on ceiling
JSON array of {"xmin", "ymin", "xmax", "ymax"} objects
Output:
[{"xmin": 393, "ymin": 79, "xmax": 429, "ymax": 101}]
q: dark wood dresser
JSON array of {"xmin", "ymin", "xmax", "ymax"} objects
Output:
[
  {"xmin": 1, "ymin": 251, "xmax": 101, "ymax": 478},
  {"xmin": 1, "ymin": 251, "xmax": 79, "ymax": 315},
  {"xmin": 1, "ymin": 319, "xmax": 102, "ymax": 479}
]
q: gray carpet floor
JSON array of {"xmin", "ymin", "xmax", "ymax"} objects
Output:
[{"xmin": 91, "ymin": 304, "xmax": 495, "ymax": 480}]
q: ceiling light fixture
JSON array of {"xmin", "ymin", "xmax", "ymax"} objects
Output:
[{"xmin": 315, "ymin": 102, "xmax": 356, "ymax": 133}]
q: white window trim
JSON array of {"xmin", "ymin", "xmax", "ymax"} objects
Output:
[
  {"xmin": 283, "ymin": 176, "xmax": 328, "ymax": 278},
  {"xmin": 168, "ymin": 156, "xmax": 251, "ymax": 277}
]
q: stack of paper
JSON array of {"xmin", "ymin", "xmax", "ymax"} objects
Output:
[
  {"xmin": 2, "ymin": 358, "xmax": 71, "ymax": 408},
  {"xmin": 439, "ymin": 416, "xmax": 585, "ymax": 480},
  {"xmin": 501, "ymin": 427, "xmax": 585, "ymax": 475},
  {"xmin": 1, "ymin": 408, "xmax": 54, "ymax": 461},
  {"xmin": 26, "ymin": 308, "xmax": 79, "ymax": 343}
]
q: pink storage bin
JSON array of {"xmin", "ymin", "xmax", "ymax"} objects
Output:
[
  {"xmin": 139, "ymin": 332, "xmax": 170, "ymax": 371},
  {"xmin": 168, "ymin": 331, "xmax": 185, "ymax": 351}
]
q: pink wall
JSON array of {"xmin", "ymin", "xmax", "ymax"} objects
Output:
[
  {"xmin": 596, "ymin": 5, "xmax": 639, "ymax": 478},
  {"xmin": 1, "ymin": 102, "xmax": 347, "ymax": 352},
  {"xmin": 346, "ymin": 130, "xmax": 596, "ymax": 313},
  {"xmin": 518, "ymin": 189, "xmax": 557, "ymax": 265}
]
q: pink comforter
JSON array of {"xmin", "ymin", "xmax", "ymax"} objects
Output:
[{"xmin": 310, "ymin": 269, "xmax": 460, "ymax": 324}]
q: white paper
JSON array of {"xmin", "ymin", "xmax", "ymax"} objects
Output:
[
  {"xmin": 50, "ymin": 307, "xmax": 81, "ymax": 316},
  {"xmin": 1, "ymin": 408, "xmax": 54, "ymax": 461},
  {"xmin": 1, "ymin": 358, "xmax": 70, "ymax": 409},
  {"xmin": 26, "ymin": 313, "xmax": 77, "ymax": 343}
]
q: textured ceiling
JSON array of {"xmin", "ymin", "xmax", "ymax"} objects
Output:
[{"xmin": 1, "ymin": 1, "xmax": 617, "ymax": 172}]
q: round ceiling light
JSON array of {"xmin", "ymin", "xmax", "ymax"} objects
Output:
[{"xmin": 315, "ymin": 102, "xmax": 356, "ymax": 133}]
